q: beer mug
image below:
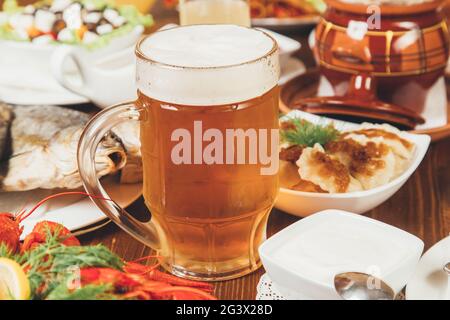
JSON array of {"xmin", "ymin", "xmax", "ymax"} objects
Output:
[{"xmin": 78, "ymin": 25, "xmax": 280, "ymax": 281}]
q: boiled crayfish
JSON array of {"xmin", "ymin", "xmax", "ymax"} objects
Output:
[
  {"xmin": 0, "ymin": 212, "xmax": 23, "ymax": 253},
  {"xmin": 0, "ymin": 192, "xmax": 106, "ymax": 253},
  {"xmin": 0, "ymin": 191, "xmax": 216, "ymax": 300},
  {"xmin": 78, "ymin": 263, "xmax": 215, "ymax": 300}
]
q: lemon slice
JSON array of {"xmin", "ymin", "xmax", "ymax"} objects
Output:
[{"xmin": 0, "ymin": 258, "xmax": 30, "ymax": 300}]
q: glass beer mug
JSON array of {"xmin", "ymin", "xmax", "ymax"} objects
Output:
[{"xmin": 78, "ymin": 25, "xmax": 280, "ymax": 281}]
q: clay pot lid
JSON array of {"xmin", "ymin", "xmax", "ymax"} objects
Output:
[
  {"xmin": 325, "ymin": 0, "xmax": 444, "ymax": 15},
  {"xmin": 292, "ymin": 96, "xmax": 425, "ymax": 130}
]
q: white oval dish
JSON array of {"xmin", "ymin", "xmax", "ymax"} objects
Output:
[
  {"xmin": 275, "ymin": 110, "xmax": 431, "ymax": 217},
  {"xmin": 0, "ymin": 175, "xmax": 142, "ymax": 239}
]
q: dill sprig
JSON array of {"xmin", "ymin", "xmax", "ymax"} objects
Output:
[
  {"xmin": 23, "ymin": 241, "xmax": 123, "ymax": 299},
  {"xmin": 280, "ymin": 118, "xmax": 340, "ymax": 147},
  {"xmin": 1, "ymin": 227, "xmax": 124, "ymax": 300},
  {"xmin": 0, "ymin": 243, "xmax": 21, "ymax": 261},
  {"xmin": 46, "ymin": 282, "xmax": 116, "ymax": 300}
]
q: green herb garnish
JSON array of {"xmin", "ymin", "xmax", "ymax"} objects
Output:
[
  {"xmin": 0, "ymin": 243, "xmax": 20, "ymax": 261},
  {"xmin": 280, "ymin": 118, "xmax": 340, "ymax": 147},
  {"xmin": 3, "ymin": 227, "xmax": 124, "ymax": 300},
  {"xmin": 46, "ymin": 282, "xmax": 116, "ymax": 300},
  {"xmin": 26, "ymin": 245, "xmax": 123, "ymax": 299}
]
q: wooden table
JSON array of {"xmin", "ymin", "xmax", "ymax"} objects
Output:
[{"xmin": 77, "ymin": 10, "xmax": 450, "ymax": 300}]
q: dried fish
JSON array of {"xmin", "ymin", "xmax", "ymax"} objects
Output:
[
  {"xmin": 0, "ymin": 103, "xmax": 12, "ymax": 161},
  {"xmin": 113, "ymin": 121, "xmax": 142, "ymax": 184},
  {"xmin": 0, "ymin": 105, "xmax": 127, "ymax": 192}
]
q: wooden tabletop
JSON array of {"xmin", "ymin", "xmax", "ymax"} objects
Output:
[{"xmin": 77, "ymin": 8, "xmax": 450, "ymax": 300}]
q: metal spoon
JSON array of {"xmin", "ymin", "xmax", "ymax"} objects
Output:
[
  {"xmin": 444, "ymin": 262, "xmax": 450, "ymax": 275},
  {"xmin": 334, "ymin": 272, "xmax": 395, "ymax": 300}
]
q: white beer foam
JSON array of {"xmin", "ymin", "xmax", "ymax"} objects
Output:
[{"xmin": 136, "ymin": 25, "xmax": 279, "ymax": 106}]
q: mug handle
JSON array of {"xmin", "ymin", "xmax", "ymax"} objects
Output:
[
  {"xmin": 51, "ymin": 46, "xmax": 91, "ymax": 98},
  {"xmin": 77, "ymin": 102, "xmax": 160, "ymax": 250}
]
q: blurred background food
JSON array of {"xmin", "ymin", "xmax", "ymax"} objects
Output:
[
  {"xmin": 3, "ymin": 0, "xmax": 450, "ymax": 20},
  {"xmin": 249, "ymin": 0, "xmax": 325, "ymax": 19},
  {"xmin": 178, "ymin": 0, "xmax": 252, "ymax": 26},
  {"xmin": 0, "ymin": 0, "xmax": 157, "ymax": 12},
  {"xmin": 0, "ymin": 0, "xmax": 152, "ymax": 46},
  {"xmin": 163, "ymin": 0, "xmax": 325, "ymax": 19},
  {"xmin": 115, "ymin": 0, "xmax": 156, "ymax": 13}
]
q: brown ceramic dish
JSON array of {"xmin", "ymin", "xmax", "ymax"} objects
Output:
[
  {"xmin": 292, "ymin": 72, "xmax": 425, "ymax": 129},
  {"xmin": 313, "ymin": 0, "xmax": 449, "ymax": 128},
  {"xmin": 280, "ymin": 69, "xmax": 450, "ymax": 141}
]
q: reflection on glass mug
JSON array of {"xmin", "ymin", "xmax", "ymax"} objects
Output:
[{"xmin": 77, "ymin": 25, "xmax": 280, "ymax": 281}]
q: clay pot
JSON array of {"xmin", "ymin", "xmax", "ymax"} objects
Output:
[{"xmin": 310, "ymin": 0, "xmax": 449, "ymax": 128}]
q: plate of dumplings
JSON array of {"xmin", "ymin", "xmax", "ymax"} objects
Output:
[{"xmin": 277, "ymin": 110, "xmax": 431, "ymax": 217}]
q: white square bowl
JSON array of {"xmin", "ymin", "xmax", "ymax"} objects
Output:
[
  {"xmin": 259, "ymin": 210, "xmax": 424, "ymax": 300},
  {"xmin": 275, "ymin": 110, "xmax": 431, "ymax": 217}
]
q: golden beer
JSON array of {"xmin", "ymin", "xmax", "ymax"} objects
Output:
[
  {"xmin": 139, "ymin": 87, "xmax": 279, "ymax": 279},
  {"xmin": 78, "ymin": 25, "xmax": 280, "ymax": 281}
]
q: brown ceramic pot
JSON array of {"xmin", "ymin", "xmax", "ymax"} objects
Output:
[{"xmin": 311, "ymin": 0, "xmax": 449, "ymax": 128}]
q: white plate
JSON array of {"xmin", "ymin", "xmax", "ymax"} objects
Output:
[
  {"xmin": 0, "ymin": 39, "xmax": 88, "ymax": 105},
  {"xmin": 256, "ymin": 28, "xmax": 301, "ymax": 65},
  {"xmin": 257, "ymin": 28, "xmax": 303, "ymax": 84},
  {"xmin": 0, "ymin": 81, "xmax": 88, "ymax": 106},
  {"xmin": 406, "ymin": 236, "xmax": 450, "ymax": 300},
  {"xmin": 275, "ymin": 110, "xmax": 431, "ymax": 217},
  {"xmin": 279, "ymin": 57, "xmax": 306, "ymax": 85},
  {"xmin": 0, "ymin": 175, "xmax": 142, "ymax": 238}
]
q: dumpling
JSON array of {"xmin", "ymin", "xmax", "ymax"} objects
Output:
[
  {"xmin": 279, "ymin": 159, "xmax": 302, "ymax": 189},
  {"xmin": 297, "ymin": 143, "xmax": 363, "ymax": 193},
  {"xmin": 279, "ymin": 160, "xmax": 327, "ymax": 192},
  {"xmin": 345, "ymin": 123, "xmax": 415, "ymax": 159},
  {"xmin": 326, "ymin": 134, "xmax": 396, "ymax": 190},
  {"xmin": 343, "ymin": 123, "xmax": 415, "ymax": 177}
]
